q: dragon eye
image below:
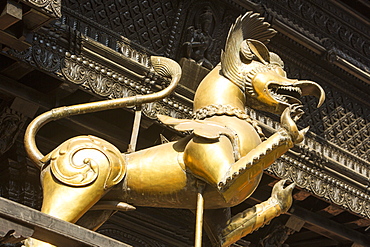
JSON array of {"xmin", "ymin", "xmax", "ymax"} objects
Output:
[{"xmin": 274, "ymin": 66, "xmax": 286, "ymax": 77}]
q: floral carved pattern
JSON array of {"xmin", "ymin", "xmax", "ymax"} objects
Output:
[
  {"xmin": 61, "ymin": 58, "xmax": 88, "ymax": 84},
  {"xmin": 86, "ymin": 71, "xmax": 114, "ymax": 97},
  {"xmin": 32, "ymin": 34, "xmax": 64, "ymax": 73},
  {"xmin": 33, "ymin": 44, "xmax": 61, "ymax": 72},
  {"xmin": 269, "ymin": 156, "xmax": 370, "ymax": 219}
]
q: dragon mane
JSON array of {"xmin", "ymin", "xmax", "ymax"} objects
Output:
[{"xmin": 221, "ymin": 12, "xmax": 277, "ymax": 92}]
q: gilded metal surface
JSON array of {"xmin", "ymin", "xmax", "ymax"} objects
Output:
[
  {"xmin": 193, "ymin": 104, "xmax": 266, "ymax": 143},
  {"xmin": 42, "ymin": 135, "xmax": 126, "ymax": 188},
  {"xmin": 24, "ymin": 12, "xmax": 325, "ymax": 247},
  {"xmin": 220, "ymin": 180, "xmax": 295, "ymax": 246}
]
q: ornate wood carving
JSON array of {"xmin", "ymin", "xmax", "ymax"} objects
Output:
[
  {"xmin": 0, "ymin": 107, "xmax": 26, "ymax": 156},
  {"xmin": 247, "ymin": 0, "xmax": 369, "ymax": 72},
  {"xmin": 62, "ymin": 0, "xmax": 180, "ymax": 55},
  {"xmin": 0, "ymin": 150, "xmax": 42, "ymax": 210},
  {"xmin": 21, "ymin": 0, "xmax": 61, "ymax": 18},
  {"xmin": 60, "ymin": 51, "xmax": 191, "ymax": 120},
  {"xmin": 257, "ymin": 36, "xmax": 370, "ymax": 163},
  {"xmin": 268, "ymin": 156, "xmax": 370, "ymax": 218},
  {"xmin": 181, "ymin": 6, "xmax": 215, "ymax": 69},
  {"xmin": 176, "ymin": 0, "xmax": 241, "ymax": 67},
  {"xmin": 246, "ymin": 106, "xmax": 370, "ymax": 218},
  {"xmin": 7, "ymin": 30, "xmax": 193, "ymax": 122}
]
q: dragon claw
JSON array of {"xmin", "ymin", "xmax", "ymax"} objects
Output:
[
  {"xmin": 271, "ymin": 179, "xmax": 295, "ymax": 213},
  {"xmin": 280, "ymin": 105, "xmax": 307, "ymax": 144}
]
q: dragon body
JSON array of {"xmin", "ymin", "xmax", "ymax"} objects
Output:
[{"xmin": 24, "ymin": 12, "xmax": 324, "ymax": 247}]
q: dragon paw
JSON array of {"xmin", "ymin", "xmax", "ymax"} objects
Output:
[
  {"xmin": 270, "ymin": 179, "xmax": 295, "ymax": 213},
  {"xmin": 280, "ymin": 104, "xmax": 309, "ymax": 144}
]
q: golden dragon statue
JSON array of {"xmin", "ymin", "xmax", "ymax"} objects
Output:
[{"xmin": 24, "ymin": 12, "xmax": 325, "ymax": 247}]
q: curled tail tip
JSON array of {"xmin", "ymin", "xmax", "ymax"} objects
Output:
[{"xmin": 150, "ymin": 56, "xmax": 181, "ymax": 78}]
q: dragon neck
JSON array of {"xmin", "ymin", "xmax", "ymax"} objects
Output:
[{"xmin": 193, "ymin": 65, "xmax": 246, "ymax": 112}]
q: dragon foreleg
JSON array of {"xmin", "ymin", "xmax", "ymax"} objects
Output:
[
  {"xmin": 218, "ymin": 105, "xmax": 306, "ymax": 202},
  {"xmin": 220, "ymin": 180, "xmax": 294, "ymax": 247}
]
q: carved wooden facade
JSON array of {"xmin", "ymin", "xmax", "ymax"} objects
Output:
[{"xmin": 0, "ymin": 0, "xmax": 369, "ymax": 246}]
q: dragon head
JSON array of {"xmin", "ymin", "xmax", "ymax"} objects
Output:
[
  {"xmin": 241, "ymin": 40, "xmax": 325, "ymax": 114},
  {"xmin": 221, "ymin": 13, "xmax": 325, "ymax": 115}
]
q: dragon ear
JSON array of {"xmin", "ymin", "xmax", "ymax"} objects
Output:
[
  {"xmin": 246, "ymin": 39, "xmax": 270, "ymax": 64},
  {"xmin": 240, "ymin": 40, "xmax": 254, "ymax": 62}
]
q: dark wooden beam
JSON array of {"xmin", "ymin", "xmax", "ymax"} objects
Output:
[
  {"xmin": 0, "ymin": 74, "xmax": 54, "ymax": 108},
  {"xmin": 107, "ymin": 208, "xmax": 195, "ymax": 246},
  {"xmin": 0, "ymin": 197, "xmax": 132, "ymax": 246},
  {"xmin": 293, "ymin": 190, "xmax": 311, "ymax": 201},
  {"xmin": 317, "ymin": 204, "xmax": 345, "ymax": 218},
  {"xmin": 1, "ymin": 61, "xmax": 34, "ymax": 81},
  {"xmin": 22, "ymin": 8, "xmax": 50, "ymax": 31},
  {"xmin": 290, "ymin": 205, "xmax": 370, "ymax": 246},
  {"xmin": 287, "ymin": 230, "xmax": 325, "ymax": 243},
  {"xmin": 344, "ymin": 218, "xmax": 370, "ymax": 229},
  {"xmin": 288, "ymin": 237, "xmax": 339, "ymax": 247},
  {"xmin": 0, "ymin": 29, "xmax": 29, "ymax": 51},
  {"xmin": 0, "ymin": 1, "xmax": 22, "ymax": 30}
]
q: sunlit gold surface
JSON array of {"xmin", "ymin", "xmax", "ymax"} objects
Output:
[
  {"xmin": 194, "ymin": 65, "xmax": 246, "ymax": 111},
  {"xmin": 24, "ymin": 12, "xmax": 325, "ymax": 247}
]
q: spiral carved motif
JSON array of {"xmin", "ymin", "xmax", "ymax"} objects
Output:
[
  {"xmin": 61, "ymin": 58, "xmax": 88, "ymax": 84},
  {"xmin": 87, "ymin": 71, "xmax": 114, "ymax": 97},
  {"xmin": 28, "ymin": 0, "xmax": 50, "ymax": 7},
  {"xmin": 50, "ymin": 148, "xmax": 101, "ymax": 187},
  {"xmin": 45, "ymin": 135, "xmax": 126, "ymax": 187},
  {"xmin": 346, "ymin": 193, "xmax": 364, "ymax": 214},
  {"xmin": 33, "ymin": 44, "xmax": 61, "ymax": 72}
]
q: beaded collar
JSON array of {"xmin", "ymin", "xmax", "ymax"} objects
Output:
[{"xmin": 193, "ymin": 104, "xmax": 265, "ymax": 139}]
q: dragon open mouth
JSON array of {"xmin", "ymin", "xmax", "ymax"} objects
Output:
[
  {"xmin": 249, "ymin": 73, "xmax": 325, "ymax": 114},
  {"xmin": 268, "ymin": 84, "xmax": 303, "ymax": 105}
]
